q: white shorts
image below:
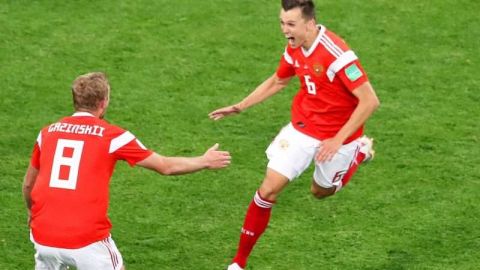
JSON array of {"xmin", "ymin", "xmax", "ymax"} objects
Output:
[
  {"xmin": 266, "ymin": 123, "xmax": 362, "ymax": 190},
  {"xmin": 31, "ymin": 234, "xmax": 123, "ymax": 270}
]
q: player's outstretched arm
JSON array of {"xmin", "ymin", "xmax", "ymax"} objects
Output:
[
  {"xmin": 136, "ymin": 143, "xmax": 231, "ymax": 175},
  {"xmin": 208, "ymin": 74, "xmax": 291, "ymax": 121}
]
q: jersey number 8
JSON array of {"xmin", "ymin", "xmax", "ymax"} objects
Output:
[{"xmin": 49, "ymin": 139, "xmax": 84, "ymax": 190}]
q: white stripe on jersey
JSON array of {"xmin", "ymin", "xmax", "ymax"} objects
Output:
[
  {"xmin": 109, "ymin": 131, "xmax": 135, "ymax": 153},
  {"xmin": 36, "ymin": 132, "xmax": 42, "ymax": 150},
  {"xmin": 326, "ymin": 50, "xmax": 358, "ymax": 82},
  {"xmin": 320, "ymin": 35, "xmax": 344, "ymax": 58},
  {"xmin": 283, "ymin": 48, "xmax": 294, "ymax": 65},
  {"xmin": 135, "ymin": 139, "xmax": 147, "ymax": 150}
]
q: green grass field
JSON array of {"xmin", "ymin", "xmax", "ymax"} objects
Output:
[{"xmin": 1, "ymin": 0, "xmax": 479, "ymax": 269}]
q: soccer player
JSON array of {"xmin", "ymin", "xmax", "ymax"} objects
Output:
[
  {"xmin": 23, "ymin": 72, "xmax": 232, "ymax": 270},
  {"xmin": 209, "ymin": 0, "xmax": 380, "ymax": 269}
]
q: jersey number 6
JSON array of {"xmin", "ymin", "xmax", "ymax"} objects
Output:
[
  {"xmin": 304, "ymin": 75, "xmax": 317, "ymax": 95},
  {"xmin": 49, "ymin": 139, "xmax": 84, "ymax": 190}
]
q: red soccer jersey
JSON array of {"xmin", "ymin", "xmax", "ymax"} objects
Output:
[
  {"xmin": 276, "ymin": 25, "xmax": 369, "ymax": 144},
  {"xmin": 29, "ymin": 112, "xmax": 153, "ymax": 248}
]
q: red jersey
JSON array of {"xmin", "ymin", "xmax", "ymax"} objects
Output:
[
  {"xmin": 29, "ymin": 112, "xmax": 153, "ymax": 248},
  {"xmin": 276, "ymin": 25, "xmax": 369, "ymax": 143}
]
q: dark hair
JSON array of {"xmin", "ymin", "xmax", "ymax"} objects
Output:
[{"xmin": 281, "ymin": 0, "xmax": 316, "ymax": 20}]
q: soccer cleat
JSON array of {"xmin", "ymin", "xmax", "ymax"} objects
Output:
[
  {"xmin": 227, "ymin": 263, "xmax": 244, "ymax": 270},
  {"xmin": 358, "ymin": 135, "xmax": 375, "ymax": 162}
]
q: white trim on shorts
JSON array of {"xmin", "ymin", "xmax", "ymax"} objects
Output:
[{"xmin": 266, "ymin": 123, "xmax": 362, "ymax": 191}]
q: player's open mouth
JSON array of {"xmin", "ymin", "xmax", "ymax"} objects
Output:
[{"xmin": 287, "ymin": 37, "xmax": 295, "ymax": 44}]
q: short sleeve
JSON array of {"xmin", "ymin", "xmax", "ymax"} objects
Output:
[
  {"xmin": 110, "ymin": 131, "xmax": 153, "ymax": 166},
  {"xmin": 30, "ymin": 143, "xmax": 41, "ymax": 169},
  {"xmin": 336, "ymin": 60, "xmax": 369, "ymax": 92},
  {"xmin": 276, "ymin": 49, "xmax": 295, "ymax": 79}
]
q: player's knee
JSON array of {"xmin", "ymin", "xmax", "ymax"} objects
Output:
[
  {"xmin": 258, "ymin": 186, "xmax": 279, "ymax": 201},
  {"xmin": 310, "ymin": 185, "xmax": 335, "ymax": 200}
]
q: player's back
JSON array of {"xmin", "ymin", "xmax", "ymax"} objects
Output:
[{"xmin": 30, "ymin": 113, "xmax": 126, "ymax": 248}]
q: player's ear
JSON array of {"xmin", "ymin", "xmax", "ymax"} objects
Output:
[
  {"xmin": 98, "ymin": 98, "xmax": 108, "ymax": 110},
  {"xmin": 307, "ymin": 18, "xmax": 316, "ymax": 29}
]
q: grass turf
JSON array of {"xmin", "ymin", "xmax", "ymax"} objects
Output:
[{"xmin": 0, "ymin": 0, "xmax": 479, "ymax": 269}]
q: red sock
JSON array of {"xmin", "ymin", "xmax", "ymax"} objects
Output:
[
  {"xmin": 232, "ymin": 191, "xmax": 274, "ymax": 268},
  {"xmin": 340, "ymin": 151, "xmax": 366, "ymax": 188}
]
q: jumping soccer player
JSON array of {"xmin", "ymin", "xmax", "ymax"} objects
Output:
[{"xmin": 209, "ymin": 0, "xmax": 380, "ymax": 269}]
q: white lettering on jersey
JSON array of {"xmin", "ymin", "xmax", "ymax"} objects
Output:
[
  {"xmin": 48, "ymin": 123, "xmax": 105, "ymax": 137},
  {"xmin": 304, "ymin": 75, "xmax": 317, "ymax": 95}
]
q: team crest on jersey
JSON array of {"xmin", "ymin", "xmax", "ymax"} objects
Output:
[
  {"xmin": 279, "ymin": 139, "xmax": 289, "ymax": 150},
  {"xmin": 313, "ymin": 63, "xmax": 324, "ymax": 76}
]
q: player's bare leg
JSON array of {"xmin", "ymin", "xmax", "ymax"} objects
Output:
[
  {"xmin": 310, "ymin": 181, "xmax": 336, "ymax": 199},
  {"xmin": 310, "ymin": 135, "xmax": 375, "ymax": 199},
  {"xmin": 228, "ymin": 169, "xmax": 289, "ymax": 270},
  {"xmin": 258, "ymin": 169, "xmax": 289, "ymax": 201}
]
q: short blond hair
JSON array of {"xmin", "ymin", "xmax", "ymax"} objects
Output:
[{"xmin": 71, "ymin": 72, "xmax": 110, "ymax": 111}]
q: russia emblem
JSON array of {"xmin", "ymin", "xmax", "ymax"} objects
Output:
[{"xmin": 313, "ymin": 63, "xmax": 323, "ymax": 76}]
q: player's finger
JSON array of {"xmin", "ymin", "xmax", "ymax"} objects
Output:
[
  {"xmin": 316, "ymin": 152, "xmax": 326, "ymax": 162},
  {"xmin": 209, "ymin": 110, "xmax": 223, "ymax": 117},
  {"xmin": 212, "ymin": 114, "xmax": 223, "ymax": 121},
  {"xmin": 209, "ymin": 112, "xmax": 220, "ymax": 119},
  {"xmin": 209, "ymin": 143, "xmax": 219, "ymax": 151}
]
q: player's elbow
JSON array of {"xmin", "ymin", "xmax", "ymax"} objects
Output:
[
  {"xmin": 155, "ymin": 165, "xmax": 174, "ymax": 175},
  {"xmin": 138, "ymin": 154, "xmax": 175, "ymax": 175},
  {"xmin": 22, "ymin": 183, "xmax": 31, "ymax": 195},
  {"xmin": 371, "ymin": 96, "xmax": 380, "ymax": 111},
  {"xmin": 365, "ymin": 92, "xmax": 380, "ymax": 112}
]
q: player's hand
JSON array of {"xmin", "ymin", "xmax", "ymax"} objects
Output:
[
  {"xmin": 208, "ymin": 105, "xmax": 241, "ymax": 121},
  {"xmin": 316, "ymin": 138, "xmax": 343, "ymax": 163},
  {"xmin": 203, "ymin": 143, "xmax": 232, "ymax": 169}
]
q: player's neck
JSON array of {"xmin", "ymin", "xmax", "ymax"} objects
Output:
[
  {"xmin": 76, "ymin": 109, "xmax": 102, "ymax": 118},
  {"xmin": 302, "ymin": 27, "xmax": 319, "ymax": 51}
]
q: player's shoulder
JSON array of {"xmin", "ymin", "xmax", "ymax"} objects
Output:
[
  {"xmin": 98, "ymin": 119, "xmax": 127, "ymax": 137},
  {"xmin": 315, "ymin": 25, "xmax": 353, "ymax": 60},
  {"xmin": 38, "ymin": 115, "xmax": 68, "ymax": 133},
  {"xmin": 323, "ymin": 27, "xmax": 350, "ymax": 50}
]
